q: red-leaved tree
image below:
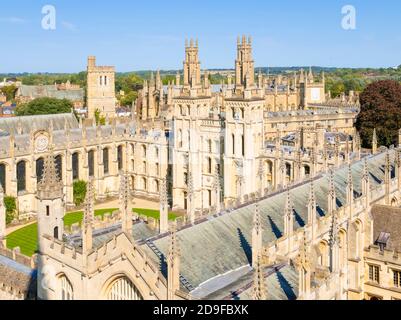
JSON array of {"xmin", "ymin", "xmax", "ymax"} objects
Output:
[{"xmin": 356, "ymin": 80, "xmax": 401, "ymax": 148}]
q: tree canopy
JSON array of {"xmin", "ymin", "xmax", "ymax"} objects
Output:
[
  {"xmin": 356, "ymin": 80, "xmax": 401, "ymax": 148},
  {"xmin": 0, "ymin": 85, "xmax": 17, "ymax": 101},
  {"xmin": 16, "ymin": 97, "xmax": 73, "ymax": 116}
]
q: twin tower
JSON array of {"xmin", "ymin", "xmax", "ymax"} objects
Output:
[{"xmin": 183, "ymin": 35, "xmax": 255, "ymax": 91}]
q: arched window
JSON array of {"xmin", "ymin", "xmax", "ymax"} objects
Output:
[
  {"xmin": 17, "ymin": 161, "xmax": 26, "ymax": 193},
  {"xmin": 155, "ymin": 163, "xmax": 160, "ymax": 176},
  {"xmin": 286, "ymin": 163, "xmax": 292, "ymax": 178},
  {"xmin": 208, "ymin": 190, "xmax": 212, "ymax": 207},
  {"xmin": 100, "ymin": 76, "xmax": 103, "ymax": 86},
  {"xmin": 142, "ymin": 178, "xmax": 147, "ymax": 191},
  {"xmin": 36, "ymin": 157, "xmax": 44, "ymax": 183},
  {"xmin": 103, "ymin": 148, "xmax": 109, "ymax": 174},
  {"xmin": 154, "ymin": 147, "xmax": 159, "ymax": 159},
  {"xmin": 107, "ymin": 277, "xmax": 143, "ymax": 300},
  {"xmin": 232, "ymin": 134, "xmax": 235, "ymax": 155},
  {"xmin": 131, "ymin": 160, "xmax": 135, "ymax": 172},
  {"xmin": 207, "ymin": 157, "xmax": 212, "ymax": 174},
  {"xmin": 155, "ymin": 180, "xmax": 160, "ymax": 193},
  {"xmin": 208, "ymin": 139, "xmax": 212, "ymax": 153},
  {"xmin": 318, "ymin": 241, "xmax": 329, "ymax": 268},
  {"xmin": 117, "ymin": 146, "xmax": 123, "ymax": 171},
  {"xmin": 54, "ymin": 227, "xmax": 59, "ymax": 239},
  {"xmin": 141, "ymin": 145, "xmax": 147, "ymax": 157},
  {"xmin": 104, "ymin": 76, "xmax": 108, "ymax": 86},
  {"xmin": 142, "ymin": 161, "xmax": 147, "ymax": 174},
  {"xmin": 0, "ymin": 163, "xmax": 6, "ymax": 193},
  {"xmin": 59, "ymin": 275, "xmax": 73, "ymax": 300},
  {"xmin": 304, "ymin": 165, "xmax": 310, "ymax": 177},
  {"xmin": 55, "ymin": 155, "xmax": 62, "ymax": 181},
  {"xmin": 72, "ymin": 153, "xmax": 79, "ymax": 180},
  {"xmin": 88, "ymin": 150, "xmax": 95, "ymax": 177}
]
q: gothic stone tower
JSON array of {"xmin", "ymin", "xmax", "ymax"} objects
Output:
[
  {"xmin": 86, "ymin": 56, "xmax": 116, "ymax": 119},
  {"xmin": 183, "ymin": 39, "xmax": 201, "ymax": 88},
  {"xmin": 37, "ymin": 149, "xmax": 65, "ymax": 250},
  {"xmin": 235, "ymin": 35, "xmax": 255, "ymax": 92}
]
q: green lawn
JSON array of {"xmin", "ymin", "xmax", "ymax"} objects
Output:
[
  {"xmin": 7, "ymin": 208, "xmax": 179, "ymax": 257},
  {"xmin": 133, "ymin": 208, "xmax": 178, "ymax": 221}
]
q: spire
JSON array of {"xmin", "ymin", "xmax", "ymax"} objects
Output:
[
  {"xmin": 252, "ymin": 203, "xmax": 263, "ymax": 267},
  {"xmin": 372, "ymin": 128, "xmax": 378, "ymax": 154},
  {"xmin": 347, "ymin": 164, "xmax": 354, "ymax": 211},
  {"xmin": 160, "ymin": 178, "xmax": 169, "ymax": 234},
  {"xmin": 167, "ymin": 223, "xmax": 181, "ymax": 300},
  {"xmin": 187, "ymin": 171, "xmax": 195, "ymax": 224},
  {"xmin": 307, "ymin": 180, "xmax": 317, "ymax": 241},
  {"xmin": 284, "ymin": 189, "xmax": 294, "ymax": 237},
  {"xmin": 37, "ymin": 146, "xmax": 63, "ymax": 200},
  {"xmin": 308, "ymin": 66, "xmax": 314, "ymax": 83},
  {"xmin": 328, "ymin": 170, "xmax": 336, "ymax": 215},
  {"xmin": 252, "ymin": 254, "xmax": 267, "ymax": 300},
  {"xmin": 82, "ymin": 179, "xmax": 94, "ymax": 254},
  {"xmin": 385, "ymin": 151, "xmax": 391, "ymax": 205},
  {"xmin": 296, "ymin": 230, "xmax": 311, "ymax": 299},
  {"xmin": 119, "ymin": 172, "xmax": 132, "ymax": 235},
  {"xmin": 213, "ymin": 165, "xmax": 222, "ymax": 213},
  {"xmin": 362, "ymin": 158, "xmax": 371, "ymax": 208}
]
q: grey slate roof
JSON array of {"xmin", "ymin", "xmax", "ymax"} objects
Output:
[
  {"xmin": 0, "ymin": 113, "xmax": 79, "ymax": 135},
  {"xmin": 18, "ymin": 85, "xmax": 84, "ymax": 101},
  {"xmin": 371, "ymin": 204, "xmax": 401, "ymax": 252},
  {"xmin": 139, "ymin": 151, "xmax": 390, "ymax": 297},
  {"xmin": 0, "ymin": 255, "xmax": 37, "ymax": 299}
]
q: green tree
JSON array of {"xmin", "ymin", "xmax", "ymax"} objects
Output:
[
  {"xmin": 4, "ymin": 196, "xmax": 17, "ymax": 225},
  {"xmin": 119, "ymin": 91, "xmax": 137, "ymax": 107},
  {"xmin": 0, "ymin": 85, "xmax": 17, "ymax": 101},
  {"xmin": 73, "ymin": 180, "xmax": 87, "ymax": 207},
  {"xmin": 16, "ymin": 97, "xmax": 73, "ymax": 116},
  {"xmin": 356, "ymin": 80, "xmax": 401, "ymax": 148},
  {"xmin": 94, "ymin": 109, "xmax": 106, "ymax": 125}
]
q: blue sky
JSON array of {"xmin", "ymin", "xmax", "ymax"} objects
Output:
[{"xmin": 0, "ymin": 0, "xmax": 400, "ymax": 72}]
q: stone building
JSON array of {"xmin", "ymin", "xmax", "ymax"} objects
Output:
[
  {"xmin": 137, "ymin": 37, "xmax": 359, "ymax": 214},
  {"xmin": 86, "ymin": 56, "xmax": 116, "ymax": 119},
  {"xmin": 3, "ymin": 35, "xmax": 401, "ymax": 301},
  {"xmin": 16, "ymin": 83, "xmax": 84, "ymax": 109}
]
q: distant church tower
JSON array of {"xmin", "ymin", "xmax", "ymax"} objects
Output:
[
  {"xmin": 37, "ymin": 148, "xmax": 65, "ymax": 250},
  {"xmin": 235, "ymin": 35, "xmax": 255, "ymax": 92},
  {"xmin": 86, "ymin": 56, "xmax": 116, "ymax": 119},
  {"xmin": 183, "ymin": 39, "xmax": 201, "ymax": 88}
]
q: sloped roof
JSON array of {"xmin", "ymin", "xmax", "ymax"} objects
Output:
[
  {"xmin": 140, "ymin": 151, "xmax": 389, "ymax": 294},
  {"xmin": 371, "ymin": 204, "xmax": 401, "ymax": 252},
  {"xmin": 18, "ymin": 85, "xmax": 84, "ymax": 101},
  {"xmin": 0, "ymin": 113, "xmax": 79, "ymax": 136}
]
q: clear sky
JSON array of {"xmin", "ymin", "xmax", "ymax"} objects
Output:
[{"xmin": 0, "ymin": 0, "xmax": 400, "ymax": 73}]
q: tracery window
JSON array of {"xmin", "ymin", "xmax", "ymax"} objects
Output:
[
  {"xmin": 60, "ymin": 275, "xmax": 73, "ymax": 300},
  {"xmin": 36, "ymin": 157, "xmax": 44, "ymax": 183},
  {"xmin": 117, "ymin": 146, "xmax": 123, "ymax": 171},
  {"xmin": 103, "ymin": 148, "xmax": 109, "ymax": 174},
  {"xmin": 107, "ymin": 277, "xmax": 143, "ymax": 301},
  {"xmin": 88, "ymin": 150, "xmax": 95, "ymax": 177},
  {"xmin": 17, "ymin": 161, "xmax": 26, "ymax": 193},
  {"xmin": 0, "ymin": 163, "xmax": 6, "ymax": 193},
  {"xmin": 72, "ymin": 153, "xmax": 79, "ymax": 180}
]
